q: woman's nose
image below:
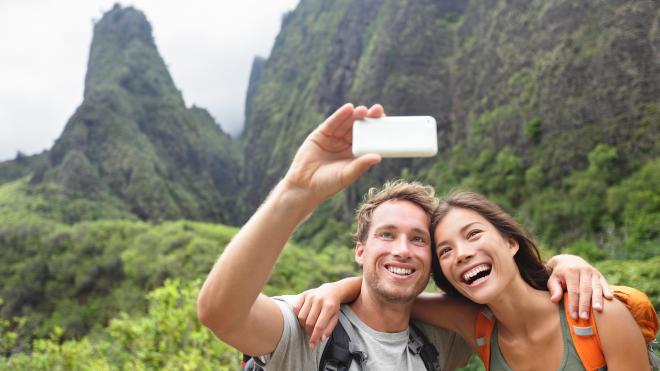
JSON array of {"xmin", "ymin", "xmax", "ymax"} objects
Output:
[{"xmin": 455, "ymin": 241, "xmax": 474, "ymax": 264}]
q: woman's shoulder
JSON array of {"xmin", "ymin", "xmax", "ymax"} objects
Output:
[
  {"xmin": 592, "ymin": 296, "xmax": 650, "ymax": 369},
  {"xmin": 592, "ymin": 295, "xmax": 641, "ymax": 331}
]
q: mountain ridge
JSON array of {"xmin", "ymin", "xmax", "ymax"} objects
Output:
[
  {"xmin": 1, "ymin": 0, "xmax": 657, "ymax": 250},
  {"xmin": 25, "ymin": 4, "xmax": 243, "ymax": 223}
]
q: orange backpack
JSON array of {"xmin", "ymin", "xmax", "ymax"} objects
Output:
[{"xmin": 475, "ymin": 286, "xmax": 660, "ymax": 371}]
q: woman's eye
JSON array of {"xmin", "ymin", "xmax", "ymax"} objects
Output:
[
  {"xmin": 467, "ymin": 229, "xmax": 482, "ymax": 239},
  {"xmin": 437, "ymin": 246, "xmax": 451, "ymax": 257}
]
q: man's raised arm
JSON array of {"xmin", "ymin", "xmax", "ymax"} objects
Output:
[{"xmin": 196, "ymin": 103, "xmax": 383, "ymax": 356}]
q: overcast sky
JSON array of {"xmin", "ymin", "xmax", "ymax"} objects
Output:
[{"xmin": 0, "ymin": 0, "xmax": 299, "ymax": 162}]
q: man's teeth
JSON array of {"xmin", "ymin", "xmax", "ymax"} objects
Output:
[
  {"xmin": 387, "ymin": 266, "xmax": 413, "ymax": 276},
  {"xmin": 462, "ymin": 264, "xmax": 491, "ymax": 283}
]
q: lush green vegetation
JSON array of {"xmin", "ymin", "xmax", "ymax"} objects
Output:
[
  {"xmin": 1, "ymin": 174, "xmax": 657, "ymax": 368},
  {"xmin": 0, "ymin": 179, "xmax": 357, "ymax": 368},
  {"xmin": 1, "ymin": 279, "xmax": 242, "ymax": 370},
  {"xmin": 1, "ymin": 1, "xmax": 657, "ymax": 369}
]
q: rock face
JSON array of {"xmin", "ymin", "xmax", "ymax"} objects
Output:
[
  {"xmin": 7, "ymin": 0, "xmax": 657, "ymax": 227},
  {"xmin": 32, "ymin": 5, "xmax": 242, "ymax": 223},
  {"xmin": 241, "ymin": 0, "xmax": 659, "ymax": 214}
]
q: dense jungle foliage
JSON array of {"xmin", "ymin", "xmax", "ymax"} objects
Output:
[
  {"xmin": 0, "ymin": 175, "xmax": 658, "ymax": 369},
  {"xmin": 1, "ymin": 0, "xmax": 658, "ymax": 369}
]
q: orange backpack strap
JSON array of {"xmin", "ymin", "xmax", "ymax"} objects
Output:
[
  {"xmin": 563, "ymin": 293, "xmax": 606, "ymax": 371},
  {"xmin": 475, "ymin": 307, "xmax": 495, "ymax": 371}
]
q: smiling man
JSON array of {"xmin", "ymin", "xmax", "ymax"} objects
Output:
[
  {"xmin": 197, "ymin": 103, "xmax": 608, "ymax": 370},
  {"xmin": 197, "ymin": 103, "xmax": 473, "ymax": 369}
]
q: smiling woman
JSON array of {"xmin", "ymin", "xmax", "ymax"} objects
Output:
[
  {"xmin": 429, "ymin": 191, "xmax": 652, "ymax": 371},
  {"xmin": 431, "ymin": 191, "xmax": 550, "ymax": 301}
]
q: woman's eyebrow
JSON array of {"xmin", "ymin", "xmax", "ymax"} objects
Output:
[
  {"xmin": 435, "ymin": 222, "xmax": 484, "ymax": 246},
  {"xmin": 459, "ymin": 221, "xmax": 484, "ymax": 234}
]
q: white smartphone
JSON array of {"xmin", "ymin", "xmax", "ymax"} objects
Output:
[{"xmin": 352, "ymin": 116, "xmax": 438, "ymax": 157}]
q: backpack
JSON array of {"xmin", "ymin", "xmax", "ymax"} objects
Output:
[
  {"xmin": 474, "ymin": 285, "xmax": 660, "ymax": 371},
  {"xmin": 242, "ymin": 319, "xmax": 441, "ymax": 371}
]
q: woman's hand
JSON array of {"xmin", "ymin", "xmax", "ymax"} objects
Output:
[
  {"xmin": 293, "ymin": 277, "xmax": 362, "ymax": 348},
  {"xmin": 293, "ymin": 282, "xmax": 342, "ymax": 348}
]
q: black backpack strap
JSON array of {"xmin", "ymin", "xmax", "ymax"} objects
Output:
[
  {"xmin": 242, "ymin": 354, "xmax": 263, "ymax": 371},
  {"xmin": 408, "ymin": 322, "xmax": 441, "ymax": 371},
  {"xmin": 319, "ymin": 319, "xmax": 367, "ymax": 371}
]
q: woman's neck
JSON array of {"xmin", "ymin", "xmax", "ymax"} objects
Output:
[{"xmin": 487, "ymin": 275, "xmax": 556, "ymax": 338}]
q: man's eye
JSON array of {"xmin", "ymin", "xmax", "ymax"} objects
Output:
[
  {"xmin": 379, "ymin": 231, "xmax": 394, "ymax": 239},
  {"xmin": 412, "ymin": 236, "xmax": 427, "ymax": 244}
]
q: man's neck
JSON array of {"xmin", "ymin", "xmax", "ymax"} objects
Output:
[{"xmin": 349, "ymin": 284, "xmax": 412, "ymax": 333}]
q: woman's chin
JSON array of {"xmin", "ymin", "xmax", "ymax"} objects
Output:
[
  {"xmin": 456, "ymin": 277, "xmax": 497, "ymax": 304},
  {"xmin": 461, "ymin": 292, "xmax": 488, "ymax": 304}
]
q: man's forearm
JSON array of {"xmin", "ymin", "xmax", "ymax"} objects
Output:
[{"xmin": 197, "ymin": 181, "xmax": 317, "ymax": 332}]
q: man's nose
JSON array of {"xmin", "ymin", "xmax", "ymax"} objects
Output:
[{"xmin": 392, "ymin": 236, "xmax": 412, "ymax": 258}]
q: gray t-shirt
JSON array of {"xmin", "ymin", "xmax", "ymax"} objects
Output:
[{"xmin": 261, "ymin": 296, "xmax": 472, "ymax": 370}]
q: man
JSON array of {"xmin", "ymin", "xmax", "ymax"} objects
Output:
[{"xmin": 197, "ymin": 103, "xmax": 610, "ymax": 370}]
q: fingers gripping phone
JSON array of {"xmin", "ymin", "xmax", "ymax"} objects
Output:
[{"xmin": 352, "ymin": 116, "xmax": 438, "ymax": 157}]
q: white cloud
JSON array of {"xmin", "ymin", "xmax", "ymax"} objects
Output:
[{"xmin": 0, "ymin": 0, "xmax": 299, "ymax": 161}]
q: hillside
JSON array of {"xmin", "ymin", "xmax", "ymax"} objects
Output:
[
  {"xmin": 26, "ymin": 5, "xmax": 242, "ymax": 224},
  {"xmin": 242, "ymin": 0, "xmax": 659, "ymax": 251},
  {"xmin": 1, "ymin": 1, "xmax": 656, "ymax": 247}
]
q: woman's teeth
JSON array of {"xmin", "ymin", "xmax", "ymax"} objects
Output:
[{"xmin": 462, "ymin": 264, "xmax": 491, "ymax": 284}]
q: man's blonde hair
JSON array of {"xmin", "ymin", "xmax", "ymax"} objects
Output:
[{"xmin": 354, "ymin": 180, "xmax": 438, "ymax": 243}]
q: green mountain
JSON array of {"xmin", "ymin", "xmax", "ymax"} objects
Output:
[
  {"xmin": 27, "ymin": 5, "xmax": 242, "ymax": 223},
  {"xmin": 242, "ymin": 0, "xmax": 659, "ymax": 250},
  {"xmin": 3, "ymin": 1, "xmax": 656, "ymax": 245}
]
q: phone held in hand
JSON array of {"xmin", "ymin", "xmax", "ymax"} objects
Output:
[{"xmin": 352, "ymin": 116, "xmax": 438, "ymax": 158}]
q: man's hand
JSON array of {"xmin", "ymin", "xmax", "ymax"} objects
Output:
[
  {"xmin": 283, "ymin": 103, "xmax": 384, "ymax": 205},
  {"xmin": 546, "ymin": 254, "xmax": 613, "ymax": 320}
]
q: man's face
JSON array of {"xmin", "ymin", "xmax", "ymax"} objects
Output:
[{"xmin": 355, "ymin": 199, "xmax": 432, "ymax": 304}]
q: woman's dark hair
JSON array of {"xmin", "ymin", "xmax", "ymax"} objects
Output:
[{"xmin": 430, "ymin": 191, "xmax": 550, "ymax": 300}]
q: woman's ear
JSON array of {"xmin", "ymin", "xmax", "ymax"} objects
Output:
[{"xmin": 507, "ymin": 237, "xmax": 519, "ymax": 255}]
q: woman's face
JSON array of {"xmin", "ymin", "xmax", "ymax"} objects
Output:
[{"xmin": 434, "ymin": 207, "xmax": 519, "ymax": 304}]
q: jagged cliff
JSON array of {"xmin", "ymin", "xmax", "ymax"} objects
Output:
[
  {"xmin": 29, "ymin": 5, "xmax": 242, "ymax": 223},
  {"xmin": 241, "ymin": 0, "xmax": 659, "ymax": 219},
  {"xmin": 2, "ymin": 1, "xmax": 657, "ymax": 246}
]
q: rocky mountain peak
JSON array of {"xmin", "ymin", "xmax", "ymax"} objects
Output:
[{"xmin": 84, "ymin": 4, "xmax": 178, "ymax": 99}]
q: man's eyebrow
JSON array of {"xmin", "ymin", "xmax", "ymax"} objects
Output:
[
  {"xmin": 373, "ymin": 224, "xmax": 397, "ymax": 230},
  {"xmin": 374, "ymin": 225, "xmax": 430, "ymax": 235},
  {"xmin": 411, "ymin": 227, "xmax": 431, "ymax": 236}
]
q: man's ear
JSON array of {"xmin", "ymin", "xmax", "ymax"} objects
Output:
[{"xmin": 355, "ymin": 241, "xmax": 365, "ymax": 266}]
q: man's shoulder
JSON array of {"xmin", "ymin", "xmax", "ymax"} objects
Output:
[
  {"xmin": 272, "ymin": 295, "xmax": 298, "ymax": 305},
  {"xmin": 265, "ymin": 295, "xmax": 322, "ymax": 370}
]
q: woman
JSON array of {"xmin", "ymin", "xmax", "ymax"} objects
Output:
[{"xmin": 297, "ymin": 191, "xmax": 650, "ymax": 370}]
